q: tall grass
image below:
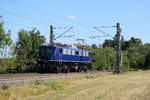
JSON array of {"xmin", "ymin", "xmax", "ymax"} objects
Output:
[{"xmin": 0, "ymin": 70, "xmax": 150, "ymax": 100}]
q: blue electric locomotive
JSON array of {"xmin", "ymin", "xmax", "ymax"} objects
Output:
[{"xmin": 38, "ymin": 43, "xmax": 92, "ymax": 73}]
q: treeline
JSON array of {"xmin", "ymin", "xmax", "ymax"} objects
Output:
[
  {"xmin": 90, "ymin": 37, "xmax": 150, "ymax": 71},
  {"xmin": 0, "ymin": 19, "xmax": 45, "ymax": 73},
  {"xmin": 1, "ymin": 18, "xmax": 150, "ymax": 73}
]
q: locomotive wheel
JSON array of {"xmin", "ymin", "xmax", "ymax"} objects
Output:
[
  {"xmin": 83, "ymin": 65, "xmax": 87, "ymax": 72},
  {"xmin": 77, "ymin": 66, "xmax": 82, "ymax": 72},
  {"xmin": 65, "ymin": 68, "xmax": 70, "ymax": 73},
  {"xmin": 55, "ymin": 66, "xmax": 62, "ymax": 73},
  {"xmin": 39, "ymin": 64, "xmax": 44, "ymax": 73},
  {"xmin": 40, "ymin": 64, "xmax": 48, "ymax": 73},
  {"xmin": 74, "ymin": 65, "xmax": 80, "ymax": 72},
  {"xmin": 63, "ymin": 65, "xmax": 70, "ymax": 73}
]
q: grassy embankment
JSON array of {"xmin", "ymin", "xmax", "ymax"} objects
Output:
[{"xmin": 1, "ymin": 70, "xmax": 150, "ymax": 100}]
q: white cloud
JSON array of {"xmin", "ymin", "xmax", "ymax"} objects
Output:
[{"xmin": 68, "ymin": 16, "xmax": 76, "ymax": 20}]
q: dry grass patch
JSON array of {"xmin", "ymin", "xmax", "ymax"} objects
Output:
[{"xmin": 1, "ymin": 70, "xmax": 150, "ymax": 100}]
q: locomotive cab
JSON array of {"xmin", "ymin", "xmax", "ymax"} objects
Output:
[{"xmin": 39, "ymin": 45, "xmax": 55, "ymax": 60}]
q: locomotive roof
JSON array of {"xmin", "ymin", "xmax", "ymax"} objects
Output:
[{"xmin": 40, "ymin": 44, "xmax": 91, "ymax": 52}]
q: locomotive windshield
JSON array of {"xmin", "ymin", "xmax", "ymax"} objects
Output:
[{"xmin": 39, "ymin": 47, "xmax": 53, "ymax": 59}]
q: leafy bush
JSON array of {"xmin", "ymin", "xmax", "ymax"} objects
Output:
[
  {"xmin": 0, "ymin": 84, "xmax": 9, "ymax": 90},
  {"xmin": 33, "ymin": 80, "xmax": 41, "ymax": 85},
  {"xmin": 45, "ymin": 81, "xmax": 63, "ymax": 90},
  {"xmin": 90, "ymin": 47, "xmax": 115, "ymax": 70}
]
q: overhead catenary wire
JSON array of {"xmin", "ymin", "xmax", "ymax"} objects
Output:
[
  {"xmin": 3, "ymin": 0, "xmax": 117, "ymax": 45},
  {"xmin": 10, "ymin": 0, "xmax": 57, "ymax": 25},
  {"xmin": 4, "ymin": 20, "xmax": 26, "ymax": 28},
  {"xmin": 11, "ymin": 0, "xmax": 66, "ymax": 22},
  {"xmin": 5, "ymin": 21, "xmax": 48, "ymax": 33},
  {"xmin": 10, "ymin": 0, "xmax": 93, "ymax": 34},
  {"xmin": 54, "ymin": 26, "xmax": 74, "ymax": 40},
  {"xmin": 9, "ymin": 0, "xmax": 95, "ymax": 43},
  {"xmin": 3, "ymin": 20, "xmax": 49, "ymax": 34},
  {"xmin": 0, "ymin": 9, "xmax": 49, "ymax": 27},
  {"xmin": 95, "ymin": 26, "xmax": 116, "ymax": 28},
  {"xmin": 62, "ymin": 35, "xmax": 75, "ymax": 38},
  {"xmin": 0, "ymin": 10, "xmax": 112, "ymax": 45},
  {"xmin": 93, "ymin": 26, "xmax": 114, "ymax": 38},
  {"xmin": 89, "ymin": 35, "xmax": 106, "ymax": 39}
]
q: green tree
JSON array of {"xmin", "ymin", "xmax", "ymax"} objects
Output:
[
  {"xmin": 0, "ymin": 18, "xmax": 13, "ymax": 73},
  {"xmin": 91, "ymin": 48, "xmax": 107, "ymax": 70},
  {"xmin": 15, "ymin": 28, "xmax": 45, "ymax": 72},
  {"xmin": 91, "ymin": 44, "xmax": 98, "ymax": 49},
  {"xmin": 144, "ymin": 50, "xmax": 150, "ymax": 69},
  {"xmin": 103, "ymin": 39, "xmax": 116, "ymax": 48},
  {"xmin": 127, "ymin": 44, "xmax": 149, "ymax": 69},
  {"xmin": 102, "ymin": 47, "xmax": 115, "ymax": 70},
  {"xmin": 26, "ymin": 28, "xmax": 46, "ymax": 72},
  {"xmin": 91, "ymin": 47, "xmax": 115, "ymax": 70},
  {"xmin": 15, "ymin": 29, "xmax": 31, "ymax": 72},
  {"xmin": 129, "ymin": 37, "xmax": 142, "ymax": 46},
  {"xmin": 0, "ymin": 20, "xmax": 12, "ymax": 57}
]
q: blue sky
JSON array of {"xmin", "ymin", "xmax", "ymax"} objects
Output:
[{"xmin": 0, "ymin": 0, "xmax": 150, "ymax": 45}]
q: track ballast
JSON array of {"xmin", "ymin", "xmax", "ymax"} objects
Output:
[{"xmin": 0, "ymin": 71, "xmax": 111, "ymax": 87}]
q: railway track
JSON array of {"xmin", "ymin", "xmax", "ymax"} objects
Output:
[{"xmin": 0, "ymin": 71, "xmax": 112, "ymax": 87}]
